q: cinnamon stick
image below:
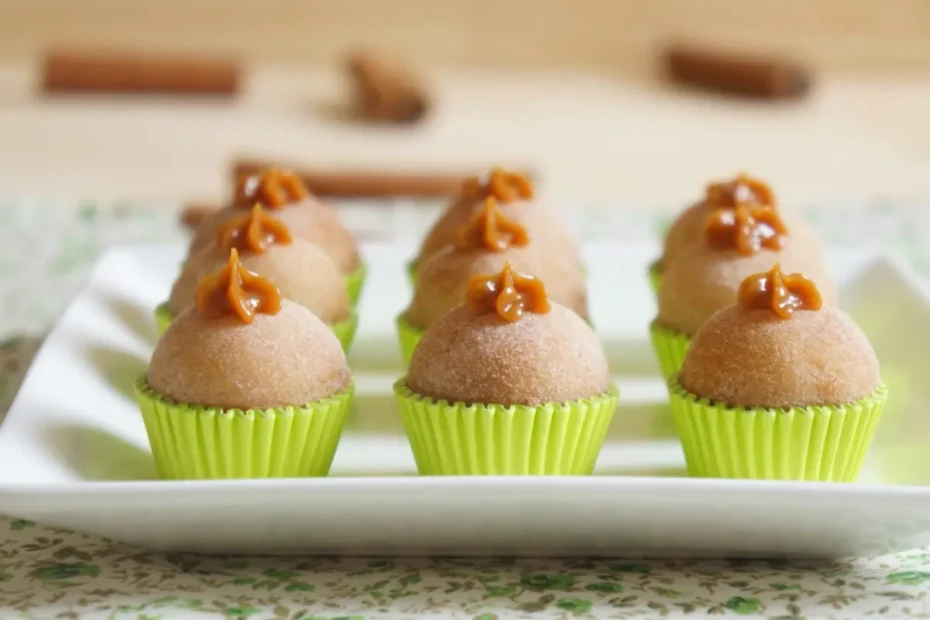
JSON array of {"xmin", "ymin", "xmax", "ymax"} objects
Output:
[
  {"xmin": 232, "ymin": 159, "xmax": 533, "ymax": 199},
  {"xmin": 42, "ymin": 48, "xmax": 241, "ymax": 96},
  {"xmin": 346, "ymin": 50, "xmax": 430, "ymax": 123},
  {"xmin": 663, "ymin": 43, "xmax": 812, "ymax": 100}
]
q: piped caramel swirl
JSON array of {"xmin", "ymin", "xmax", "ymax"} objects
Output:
[
  {"xmin": 234, "ymin": 168, "xmax": 309, "ymax": 209},
  {"xmin": 460, "ymin": 167, "xmax": 534, "ymax": 203},
  {"xmin": 705, "ymin": 204, "xmax": 788, "ymax": 255},
  {"xmin": 737, "ymin": 263, "xmax": 822, "ymax": 319},
  {"xmin": 466, "ymin": 261, "xmax": 550, "ymax": 323},
  {"xmin": 195, "ymin": 248, "xmax": 282, "ymax": 323},
  {"xmin": 215, "ymin": 204, "xmax": 292, "ymax": 254},
  {"xmin": 455, "ymin": 198, "xmax": 530, "ymax": 252},
  {"xmin": 705, "ymin": 173, "xmax": 775, "ymax": 210}
]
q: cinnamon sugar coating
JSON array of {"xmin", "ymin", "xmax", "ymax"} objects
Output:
[
  {"xmin": 406, "ymin": 304, "xmax": 609, "ymax": 406},
  {"xmin": 169, "ymin": 240, "xmax": 350, "ymax": 324},
  {"xmin": 188, "ymin": 199, "xmax": 359, "ymax": 273},
  {"xmin": 680, "ymin": 305, "xmax": 880, "ymax": 408},
  {"xmin": 657, "ymin": 241, "xmax": 837, "ymax": 337},
  {"xmin": 660, "ymin": 200, "xmax": 819, "ymax": 271},
  {"xmin": 414, "ymin": 198, "xmax": 582, "ymax": 275},
  {"xmin": 405, "ymin": 245, "xmax": 587, "ymax": 330},
  {"xmin": 147, "ymin": 300, "xmax": 351, "ymax": 410}
]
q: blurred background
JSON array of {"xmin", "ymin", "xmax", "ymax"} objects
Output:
[{"xmin": 0, "ymin": 0, "xmax": 928, "ymax": 209}]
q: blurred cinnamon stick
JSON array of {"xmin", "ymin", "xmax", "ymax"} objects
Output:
[
  {"xmin": 42, "ymin": 47, "xmax": 241, "ymax": 96},
  {"xmin": 232, "ymin": 159, "xmax": 533, "ymax": 199},
  {"xmin": 663, "ymin": 43, "xmax": 812, "ymax": 100},
  {"xmin": 346, "ymin": 50, "xmax": 430, "ymax": 123}
]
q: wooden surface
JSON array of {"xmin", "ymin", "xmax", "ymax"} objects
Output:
[
  {"xmin": 0, "ymin": 57, "xmax": 929, "ymax": 209},
  {"xmin": 4, "ymin": 0, "xmax": 930, "ymax": 74}
]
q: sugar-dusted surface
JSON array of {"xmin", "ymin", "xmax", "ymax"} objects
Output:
[
  {"xmin": 148, "ymin": 301, "xmax": 351, "ymax": 410},
  {"xmin": 658, "ymin": 241, "xmax": 838, "ymax": 336},
  {"xmin": 681, "ymin": 306, "xmax": 880, "ymax": 408},
  {"xmin": 405, "ymin": 244, "xmax": 587, "ymax": 329},
  {"xmin": 189, "ymin": 199, "xmax": 361, "ymax": 273},
  {"xmin": 407, "ymin": 304, "xmax": 609, "ymax": 406},
  {"xmin": 170, "ymin": 240, "xmax": 350, "ymax": 323}
]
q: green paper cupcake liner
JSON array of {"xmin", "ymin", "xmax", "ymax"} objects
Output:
[
  {"xmin": 155, "ymin": 302, "xmax": 359, "ymax": 353},
  {"xmin": 406, "ymin": 259, "xmax": 418, "ymax": 289},
  {"xmin": 344, "ymin": 261, "xmax": 367, "ymax": 307},
  {"xmin": 332, "ymin": 310, "xmax": 359, "ymax": 353},
  {"xmin": 668, "ymin": 377, "xmax": 888, "ymax": 481},
  {"xmin": 133, "ymin": 377, "xmax": 355, "ymax": 479},
  {"xmin": 649, "ymin": 320, "xmax": 691, "ymax": 379},
  {"xmin": 396, "ymin": 313, "xmax": 423, "ymax": 366},
  {"xmin": 648, "ymin": 260, "xmax": 662, "ymax": 296},
  {"xmin": 154, "ymin": 302, "xmax": 173, "ymax": 336},
  {"xmin": 393, "ymin": 380, "xmax": 619, "ymax": 475}
]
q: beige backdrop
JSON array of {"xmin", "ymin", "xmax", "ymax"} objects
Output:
[
  {"xmin": 4, "ymin": 0, "xmax": 930, "ymax": 74},
  {"xmin": 1, "ymin": 0, "xmax": 929, "ymax": 207}
]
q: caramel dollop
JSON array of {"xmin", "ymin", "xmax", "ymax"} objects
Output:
[
  {"xmin": 195, "ymin": 248, "xmax": 282, "ymax": 323},
  {"xmin": 705, "ymin": 173, "xmax": 775, "ymax": 209},
  {"xmin": 215, "ymin": 204, "xmax": 293, "ymax": 254},
  {"xmin": 705, "ymin": 204, "xmax": 788, "ymax": 255},
  {"xmin": 234, "ymin": 169, "xmax": 310, "ymax": 209},
  {"xmin": 460, "ymin": 168, "xmax": 534, "ymax": 203},
  {"xmin": 466, "ymin": 261, "xmax": 550, "ymax": 323},
  {"xmin": 737, "ymin": 263, "xmax": 822, "ymax": 319},
  {"xmin": 454, "ymin": 198, "xmax": 530, "ymax": 252}
]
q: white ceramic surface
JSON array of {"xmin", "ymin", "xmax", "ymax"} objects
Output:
[{"xmin": 1, "ymin": 240, "xmax": 929, "ymax": 558}]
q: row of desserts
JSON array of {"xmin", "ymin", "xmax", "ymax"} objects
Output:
[
  {"xmin": 646, "ymin": 174, "xmax": 887, "ymax": 480},
  {"xmin": 157, "ymin": 170, "xmax": 365, "ymax": 349}
]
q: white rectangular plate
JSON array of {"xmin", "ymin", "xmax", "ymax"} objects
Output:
[{"xmin": 2, "ymin": 240, "xmax": 930, "ymax": 559}]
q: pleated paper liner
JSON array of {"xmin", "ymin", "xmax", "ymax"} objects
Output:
[
  {"xmin": 344, "ymin": 261, "xmax": 367, "ymax": 307},
  {"xmin": 649, "ymin": 320, "xmax": 691, "ymax": 379},
  {"xmin": 133, "ymin": 377, "xmax": 355, "ymax": 479},
  {"xmin": 154, "ymin": 304, "xmax": 359, "ymax": 353},
  {"xmin": 154, "ymin": 302, "xmax": 172, "ymax": 336},
  {"xmin": 668, "ymin": 377, "xmax": 888, "ymax": 481},
  {"xmin": 648, "ymin": 260, "xmax": 662, "ymax": 297},
  {"xmin": 395, "ymin": 313, "xmax": 423, "ymax": 366},
  {"xmin": 393, "ymin": 380, "xmax": 619, "ymax": 475}
]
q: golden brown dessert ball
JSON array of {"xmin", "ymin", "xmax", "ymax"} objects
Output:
[
  {"xmin": 147, "ymin": 300, "xmax": 351, "ymax": 410},
  {"xmin": 168, "ymin": 241, "xmax": 350, "ymax": 325},
  {"xmin": 680, "ymin": 305, "xmax": 880, "ymax": 408},
  {"xmin": 188, "ymin": 200, "xmax": 360, "ymax": 274},
  {"xmin": 657, "ymin": 241, "xmax": 837, "ymax": 337},
  {"xmin": 660, "ymin": 200, "xmax": 820, "ymax": 271},
  {"xmin": 406, "ymin": 304, "xmax": 609, "ymax": 406},
  {"xmin": 405, "ymin": 245, "xmax": 588, "ymax": 330},
  {"xmin": 414, "ymin": 199, "xmax": 582, "ymax": 273}
]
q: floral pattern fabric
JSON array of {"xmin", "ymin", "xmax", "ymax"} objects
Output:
[{"xmin": 2, "ymin": 199, "xmax": 930, "ymax": 619}]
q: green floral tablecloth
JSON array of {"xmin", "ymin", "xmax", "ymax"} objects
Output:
[{"xmin": 3, "ymin": 199, "xmax": 930, "ymax": 619}]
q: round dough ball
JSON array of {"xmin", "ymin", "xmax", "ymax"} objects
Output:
[
  {"xmin": 657, "ymin": 241, "xmax": 838, "ymax": 336},
  {"xmin": 680, "ymin": 305, "xmax": 880, "ymax": 408},
  {"xmin": 188, "ymin": 200, "xmax": 360, "ymax": 274},
  {"xmin": 414, "ymin": 198, "xmax": 582, "ymax": 274},
  {"xmin": 660, "ymin": 201, "xmax": 821, "ymax": 271},
  {"xmin": 405, "ymin": 245, "xmax": 588, "ymax": 330},
  {"xmin": 407, "ymin": 304, "xmax": 610, "ymax": 406},
  {"xmin": 168, "ymin": 241, "xmax": 350, "ymax": 324},
  {"xmin": 147, "ymin": 300, "xmax": 351, "ymax": 410}
]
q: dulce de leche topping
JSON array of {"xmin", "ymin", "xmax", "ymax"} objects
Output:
[
  {"xmin": 738, "ymin": 263, "xmax": 822, "ymax": 319},
  {"xmin": 705, "ymin": 204, "xmax": 787, "ymax": 255},
  {"xmin": 234, "ymin": 168, "xmax": 309, "ymax": 209},
  {"xmin": 195, "ymin": 248, "xmax": 282, "ymax": 323},
  {"xmin": 455, "ymin": 198, "xmax": 530, "ymax": 252},
  {"xmin": 215, "ymin": 204, "xmax": 292, "ymax": 254},
  {"xmin": 705, "ymin": 173, "xmax": 775, "ymax": 210},
  {"xmin": 461, "ymin": 168, "xmax": 534, "ymax": 203},
  {"xmin": 466, "ymin": 261, "xmax": 550, "ymax": 323}
]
